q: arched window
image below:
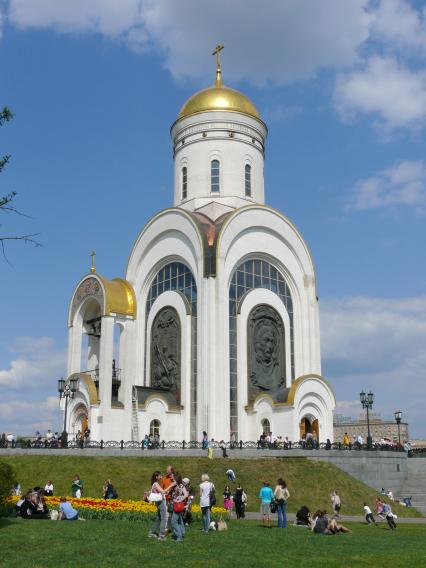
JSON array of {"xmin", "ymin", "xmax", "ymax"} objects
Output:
[
  {"xmin": 211, "ymin": 160, "xmax": 220, "ymax": 193},
  {"xmin": 261, "ymin": 418, "xmax": 270, "ymax": 436},
  {"xmin": 182, "ymin": 166, "xmax": 187, "ymax": 200},
  {"xmin": 245, "ymin": 164, "xmax": 252, "ymax": 197},
  {"xmin": 150, "ymin": 419, "xmax": 161, "ymax": 439}
]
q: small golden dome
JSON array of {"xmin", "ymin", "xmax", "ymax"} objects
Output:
[
  {"xmin": 178, "ymin": 45, "xmax": 260, "ymax": 121},
  {"xmin": 178, "ymin": 84, "xmax": 260, "ymax": 121}
]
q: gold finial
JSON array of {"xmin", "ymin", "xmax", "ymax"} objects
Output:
[
  {"xmin": 90, "ymin": 250, "xmax": 96, "ymax": 273},
  {"xmin": 212, "ymin": 43, "xmax": 224, "ymax": 87}
]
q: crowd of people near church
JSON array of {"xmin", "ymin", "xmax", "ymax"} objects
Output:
[{"xmin": 10, "ymin": 464, "xmax": 401, "ymax": 538}]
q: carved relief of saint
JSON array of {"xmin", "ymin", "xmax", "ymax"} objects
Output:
[
  {"xmin": 248, "ymin": 305, "xmax": 285, "ymax": 402},
  {"xmin": 151, "ymin": 307, "xmax": 180, "ymax": 396}
]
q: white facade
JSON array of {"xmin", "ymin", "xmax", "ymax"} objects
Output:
[{"xmin": 65, "ymin": 69, "xmax": 335, "ymax": 444}]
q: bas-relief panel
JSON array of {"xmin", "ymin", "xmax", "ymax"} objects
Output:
[
  {"xmin": 247, "ymin": 304, "xmax": 286, "ymax": 405},
  {"xmin": 150, "ymin": 307, "xmax": 181, "ymax": 402}
]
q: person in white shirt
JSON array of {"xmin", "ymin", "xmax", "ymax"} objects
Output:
[
  {"xmin": 6, "ymin": 433, "xmax": 15, "ymax": 447},
  {"xmin": 357, "ymin": 434, "xmax": 364, "ymax": 447},
  {"xmin": 199, "ymin": 474, "xmax": 215, "ymax": 533},
  {"xmin": 44, "ymin": 480, "xmax": 54, "ymax": 496},
  {"xmin": 46, "ymin": 430, "xmax": 53, "ymax": 442},
  {"xmin": 363, "ymin": 503, "xmax": 375, "ymax": 524}
]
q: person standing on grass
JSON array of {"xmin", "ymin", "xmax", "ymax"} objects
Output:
[
  {"xmin": 200, "ymin": 474, "xmax": 214, "ymax": 533},
  {"xmin": 234, "ymin": 484, "xmax": 247, "ymax": 519},
  {"xmin": 71, "ymin": 475, "xmax": 83, "ymax": 498},
  {"xmin": 258, "ymin": 481, "xmax": 274, "ymax": 528},
  {"xmin": 171, "ymin": 474, "xmax": 189, "ymax": 542},
  {"xmin": 274, "ymin": 478, "xmax": 290, "ymax": 528},
  {"xmin": 382, "ymin": 503, "xmax": 397, "ymax": 530},
  {"xmin": 148, "ymin": 471, "xmax": 171, "ymax": 541},
  {"xmin": 161, "ymin": 464, "xmax": 176, "ymax": 531},
  {"xmin": 363, "ymin": 502, "xmax": 376, "ymax": 524},
  {"xmin": 331, "ymin": 490, "xmax": 341, "ymax": 517},
  {"xmin": 223, "ymin": 485, "xmax": 234, "ymax": 518}
]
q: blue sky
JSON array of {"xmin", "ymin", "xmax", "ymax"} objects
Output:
[{"xmin": 1, "ymin": 0, "xmax": 425, "ymax": 438}]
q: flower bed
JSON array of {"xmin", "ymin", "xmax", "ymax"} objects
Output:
[{"xmin": 3, "ymin": 495, "xmax": 226, "ymax": 521}]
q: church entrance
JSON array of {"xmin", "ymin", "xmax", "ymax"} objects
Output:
[
  {"xmin": 299, "ymin": 417, "xmax": 319, "ymax": 441},
  {"xmin": 73, "ymin": 404, "xmax": 89, "ymax": 437}
]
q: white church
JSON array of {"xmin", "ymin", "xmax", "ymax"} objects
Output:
[{"xmin": 65, "ymin": 48, "xmax": 335, "ymax": 444}]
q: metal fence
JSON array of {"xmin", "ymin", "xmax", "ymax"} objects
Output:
[{"xmin": 0, "ymin": 439, "xmax": 411, "ymax": 453}]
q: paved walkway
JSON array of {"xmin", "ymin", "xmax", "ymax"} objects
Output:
[{"xmin": 241, "ymin": 512, "xmax": 426, "ymax": 524}]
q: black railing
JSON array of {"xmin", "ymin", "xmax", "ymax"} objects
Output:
[{"xmin": 0, "ymin": 439, "xmax": 411, "ymax": 452}]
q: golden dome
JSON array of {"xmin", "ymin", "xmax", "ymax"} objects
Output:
[
  {"xmin": 178, "ymin": 48, "xmax": 260, "ymax": 121},
  {"xmin": 178, "ymin": 83, "xmax": 260, "ymax": 121}
]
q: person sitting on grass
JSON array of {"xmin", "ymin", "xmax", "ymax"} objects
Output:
[
  {"xmin": 58, "ymin": 497, "xmax": 79, "ymax": 521},
  {"xmin": 311, "ymin": 510, "xmax": 351, "ymax": 534},
  {"xmin": 363, "ymin": 502, "xmax": 376, "ymax": 525},
  {"xmin": 258, "ymin": 481, "xmax": 274, "ymax": 528},
  {"xmin": 295, "ymin": 505, "xmax": 311, "ymax": 526},
  {"xmin": 44, "ymin": 480, "xmax": 54, "ymax": 496},
  {"xmin": 20, "ymin": 492, "xmax": 49, "ymax": 519}
]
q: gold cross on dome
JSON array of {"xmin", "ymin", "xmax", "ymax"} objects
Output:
[
  {"xmin": 90, "ymin": 250, "xmax": 96, "ymax": 273},
  {"xmin": 212, "ymin": 44, "xmax": 224, "ymax": 86}
]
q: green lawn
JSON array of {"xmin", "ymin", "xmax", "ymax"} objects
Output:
[
  {"xmin": 1, "ymin": 455, "xmax": 420, "ymax": 517},
  {"xmin": 1, "ymin": 517, "xmax": 425, "ymax": 567}
]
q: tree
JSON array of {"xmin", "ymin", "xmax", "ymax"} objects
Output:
[{"xmin": 1, "ymin": 107, "xmax": 40, "ymax": 261}]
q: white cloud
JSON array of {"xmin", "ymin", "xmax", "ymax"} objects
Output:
[
  {"xmin": 0, "ymin": 336, "xmax": 66, "ymax": 389},
  {"xmin": 8, "ymin": 0, "xmax": 144, "ymax": 37},
  {"xmin": 5, "ymin": 0, "xmax": 372, "ymax": 85},
  {"xmin": 347, "ymin": 160, "xmax": 426, "ymax": 211},
  {"xmin": 0, "ymin": 337, "xmax": 66, "ymax": 434},
  {"xmin": 372, "ymin": 0, "xmax": 426, "ymax": 51},
  {"xmin": 334, "ymin": 56, "xmax": 426, "ymax": 132},
  {"xmin": 321, "ymin": 296, "xmax": 426, "ymax": 438},
  {"xmin": 0, "ymin": 396, "xmax": 61, "ymax": 435}
]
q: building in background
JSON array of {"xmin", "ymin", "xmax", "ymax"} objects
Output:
[
  {"xmin": 333, "ymin": 412, "xmax": 409, "ymax": 443},
  {"xmin": 63, "ymin": 49, "xmax": 335, "ymax": 443}
]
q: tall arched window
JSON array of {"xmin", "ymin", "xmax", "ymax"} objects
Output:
[
  {"xmin": 150, "ymin": 419, "xmax": 161, "ymax": 439},
  {"xmin": 211, "ymin": 160, "xmax": 220, "ymax": 193},
  {"xmin": 245, "ymin": 164, "xmax": 252, "ymax": 197},
  {"xmin": 261, "ymin": 418, "xmax": 270, "ymax": 436},
  {"xmin": 182, "ymin": 166, "xmax": 187, "ymax": 200}
]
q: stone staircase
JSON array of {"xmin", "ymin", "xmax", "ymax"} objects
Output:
[{"xmin": 399, "ymin": 459, "xmax": 426, "ymax": 515}]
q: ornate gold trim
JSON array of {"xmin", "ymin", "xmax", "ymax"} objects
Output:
[
  {"xmin": 69, "ymin": 372, "xmax": 100, "ymax": 406},
  {"xmin": 137, "ymin": 393, "xmax": 183, "ymax": 413}
]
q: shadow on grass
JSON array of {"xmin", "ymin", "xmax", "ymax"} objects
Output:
[{"xmin": 0, "ymin": 516, "xmax": 15, "ymax": 529}]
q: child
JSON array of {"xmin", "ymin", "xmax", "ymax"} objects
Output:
[
  {"xmin": 363, "ymin": 502, "xmax": 376, "ymax": 524},
  {"xmin": 223, "ymin": 485, "xmax": 234, "ymax": 517},
  {"xmin": 382, "ymin": 503, "xmax": 397, "ymax": 530}
]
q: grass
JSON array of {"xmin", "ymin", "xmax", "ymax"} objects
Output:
[
  {"xmin": 1, "ymin": 517, "xmax": 425, "ymax": 567},
  {"xmin": 1, "ymin": 455, "xmax": 420, "ymax": 517}
]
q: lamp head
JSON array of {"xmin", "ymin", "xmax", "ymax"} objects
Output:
[
  {"xmin": 58, "ymin": 379, "xmax": 65, "ymax": 394},
  {"xmin": 395, "ymin": 410, "xmax": 402, "ymax": 422},
  {"xmin": 367, "ymin": 391, "xmax": 374, "ymax": 405},
  {"xmin": 359, "ymin": 390, "xmax": 366, "ymax": 404}
]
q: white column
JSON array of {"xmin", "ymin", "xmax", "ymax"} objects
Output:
[
  {"xmin": 67, "ymin": 325, "xmax": 82, "ymax": 376},
  {"xmin": 98, "ymin": 315, "xmax": 114, "ymax": 417}
]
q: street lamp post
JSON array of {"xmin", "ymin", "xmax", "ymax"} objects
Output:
[
  {"xmin": 394, "ymin": 410, "xmax": 402, "ymax": 446},
  {"xmin": 360, "ymin": 390, "xmax": 374, "ymax": 449},
  {"xmin": 58, "ymin": 378, "xmax": 78, "ymax": 448}
]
